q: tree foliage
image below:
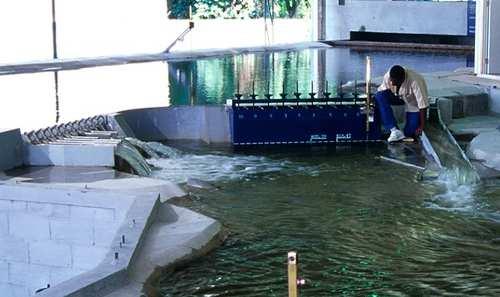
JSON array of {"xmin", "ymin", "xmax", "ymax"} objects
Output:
[{"xmin": 168, "ymin": 0, "xmax": 310, "ymax": 19}]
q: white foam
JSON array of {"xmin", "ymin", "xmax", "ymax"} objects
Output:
[
  {"xmin": 426, "ymin": 167, "xmax": 478, "ymax": 212},
  {"xmin": 148, "ymin": 152, "xmax": 315, "ymax": 184}
]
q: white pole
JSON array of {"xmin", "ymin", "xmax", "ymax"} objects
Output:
[
  {"xmin": 475, "ymin": 0, "xmax": 488, "ymax": 75},
  {"xmin": 365, "ymin": 56, "xmax": 372, "ymax": 133}
]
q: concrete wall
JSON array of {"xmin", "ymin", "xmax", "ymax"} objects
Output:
[
  {"xmin": 169, "ymin": 19, "xmax": 312, "ymax": 53},
  {"xmin": 475, "ymin": 0, "xmax": 500, "ymax": 76},
  {"xmin": 116, "ymin": 106, "xmax": 231, "ymax": 143},
  {"xmin": 489, "ymin": 87, "xmax": 500, "ymax": 114},
  {"xmin": 0, "ymin": 184, "xmax": 135, "ymax": 297},
  {"xmin": 326, "ymin": 0, "xmax": 468, "ymax": 41},
  {"xmin": 24, "ymin": 144, "xmax": 116, "ymax": 167},
  {"xmin": 0, "ymin": 0, "xmax": 310, "ymax": 63},
  {"xmin": 0, "ymin": 129, "xmax": 24, "ymax": 172}
]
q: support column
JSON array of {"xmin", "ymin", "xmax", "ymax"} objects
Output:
[
  {"xmin": 475, "ymin": 0, "xmax": 500, "ymax": 76},
  {"xmin": 475, "ymin": 0, "xmax": 488, "ymax": 75},
  {"xmin": 317, "ymin": 0, "xmax": 326, "ymax": 41}
]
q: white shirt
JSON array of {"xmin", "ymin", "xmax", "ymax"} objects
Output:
[{"xmin": 377, "ymin": 68, "xmax": 429, "ymax": 113}]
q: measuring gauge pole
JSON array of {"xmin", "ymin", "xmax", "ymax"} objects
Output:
[
  {"xmin": 365, "ymin": 56, "xmax": 372, "ymax": 135},
  {"xmin": 288, "ymin": 251, "xmax": 298, "ymax": 297},
  {"xmin": 288, "ymin": 251, "xmax": 306, "ymax": 297}
]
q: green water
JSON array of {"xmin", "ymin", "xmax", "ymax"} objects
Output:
[{"xmin": 153, "ymin": 145, "xmax": 500, "ymax": 296}]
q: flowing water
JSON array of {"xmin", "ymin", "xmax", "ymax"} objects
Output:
[
  {"xmin": 149, "ymin": 144, "xmax": 500, "ymax": 297},
  {"xmin": 115, "ymin": 139, "xmax": 153, "ymax": 177}
]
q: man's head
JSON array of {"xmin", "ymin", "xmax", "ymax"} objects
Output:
[{"xmin": 389, "ymin": 65, "xmax": 406, "ymax": 90}]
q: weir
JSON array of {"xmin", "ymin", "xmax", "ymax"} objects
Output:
[
  {"xmin": 227, "ymin": 92, "xmax": 382, "ymax": 145},
  {"xmin": 21, "ymin": 116, "xmax": 184, "ymax": 178},
  {"xmin": 228, "ymin": 57, "xmax": 380, "ymax": 145}
]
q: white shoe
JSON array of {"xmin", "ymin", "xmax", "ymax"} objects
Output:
[{"xmin": 387, "ymin": 129, "xmax": 405, "ymax": 143}]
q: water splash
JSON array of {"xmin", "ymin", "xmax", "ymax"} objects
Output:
[
  {"xmin": 125, "ymin": 137, "xmax": 160, "ymax": 159},
  {"xmin": 146, "ymin": 142, "xmax": 182, "ymax": 158},
  {"xmin": 426, "ymin": 168, "xmax": 477, "ymax": 212},
  {"xmin": 424, "ymin": 119, "xmax": 480, "ymax": 212},
  {"xmin": 148, "ymin": 151, "xmax": 315, "ymax": 184}
]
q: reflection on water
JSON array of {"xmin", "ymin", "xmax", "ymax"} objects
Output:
[
  {"xmin": 152, "ymin": 145, "xmax": 500, "ymax": 297},
  {"xmin": 168, "ymin": 48, "xmax": 472, "ymax": 105},
  {"xmin": 1, "ymin": 47, "xmax": 470, "ymax": 132}
]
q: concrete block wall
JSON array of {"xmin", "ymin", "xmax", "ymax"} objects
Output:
[
  {"xmin": 117, "ymin": 106, "xmax": 231, "ymax": 143},
  {"xmin": 326, "ymin": 1, "xmax": 468, "ymax": 41},
  {"xmin": 0, "ymin": 129, "xmax": 23, "ymax": 171},
  {"xmin": 489, "ymin": 86, "xmax": 500, "ymax": 114},
  {"xmin": 0, "ymin": 185, "xmax": 135, "ymax": 297},
  {"xmin": 24, "ymin": 144, "xmax": 116, "ymax": 167}
]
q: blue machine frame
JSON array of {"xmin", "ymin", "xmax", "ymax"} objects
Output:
[{"xmin": 228, "ymin": 97, "xmax": 383, "ymax": 146}]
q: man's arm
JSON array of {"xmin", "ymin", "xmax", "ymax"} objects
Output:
[
  {"xmin": 415, "ymin": 108, "xmax": 427, "ymax": 136},
  {"xmin": 411, "ymin": 79, "xmax": 429, "ymax": 136}
]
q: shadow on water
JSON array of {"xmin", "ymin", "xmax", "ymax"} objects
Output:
[{"xmin": 146, "ymin": 142, "xmax": 500, "ymax": 297}]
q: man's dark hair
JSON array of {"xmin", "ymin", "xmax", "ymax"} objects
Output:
[{"xmin": 389, "ymin": 65, "xmax": 406, "ymax": 87}]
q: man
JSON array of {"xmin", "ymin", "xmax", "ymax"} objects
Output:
[{"xmin": 374, "ymin": 65, "xmax": 429, "ymax": 143}]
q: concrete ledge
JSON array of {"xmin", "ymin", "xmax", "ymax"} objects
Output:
[
  {"xmin": 327, "ymin": 40, "xmax": 474, "ymax": 53},
  {"xmin": 436, "ymin": 98, "xmax": 453, "ymax": 125},
  {"xmin": 46, "ymin": 177, "xmax": 187, "ymax": 203},
  {"xmin": 0, "ymin": 128, "xmax": 23, "ymax": 171},
  {"xmin": 38, "ymin": 194, "xmax": 159, "ymax": 297},
  {"xmin": 129, "ymin": 205, "xmax": 224, "ymax": 296},
  {"xmin": 1, "ymin": 169, "xmax": 222, "ymax": 297},
  {"xmin": 0, "ymin": 42, "xmax": 329, "ymax": 76},
  {"xmin": 24, "ymin": 144, "xmax": 115, "ymax": 167}
]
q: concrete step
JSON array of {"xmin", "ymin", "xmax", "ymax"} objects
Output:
[{"xmin": 449, "ymin": 93, "xmax": 490, "ymax": 118}]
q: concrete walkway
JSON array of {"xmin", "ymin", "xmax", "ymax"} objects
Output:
[
  {"xmin": 448, "ymin": 115, "xmax": 500, "ymax": 175},
  {"xmin": 0, "ymin": 42, "xmax": 329, "ymax": 76},
  {"xmin": 424, "ymin": 71, "xmax": 500, "ymax": 177},
  {"xmin": 0, "ymin": 166, "xmax": 223, "ymax": 297}
]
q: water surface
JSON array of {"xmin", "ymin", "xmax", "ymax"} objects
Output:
[{"xmin": 152, "ymin": 145, "xmax": 500, "ymax": 297}]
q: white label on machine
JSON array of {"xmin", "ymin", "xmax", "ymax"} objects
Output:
[
  {"xmin": 310, "ymin": 134, "xmax": 327, "ymax": 142},
  {"xmin": 336, "ymin": 133, "xmax": 352, "ymax": 141}
]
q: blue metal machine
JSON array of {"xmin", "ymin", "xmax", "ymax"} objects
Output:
[{"xmin": 227, "ymin": 85, "xmax": 383, "ymax": 146}]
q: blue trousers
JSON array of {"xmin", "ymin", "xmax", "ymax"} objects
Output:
[{"xmin": 374, "ymin": 89, "xmax": 420, "ymax": 137}]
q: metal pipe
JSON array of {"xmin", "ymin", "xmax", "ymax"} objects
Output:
[
  {"xmin": 379, "ymin": 156, "xmax": 425, "ymax": 171},
  {"xmin": 365, "ymin": 56, "xmax": 372, "ymax": 133},
  {"xmin": 163, "ymin": 21, "xmax": 195, "ymax": 53},
  {"xmin": 51, "ymin": 0, "xmax": 58, "ymax": 60},
  {"xmin": 51, "ymin": 0, "xmax": 60, "ymax": 123}
]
